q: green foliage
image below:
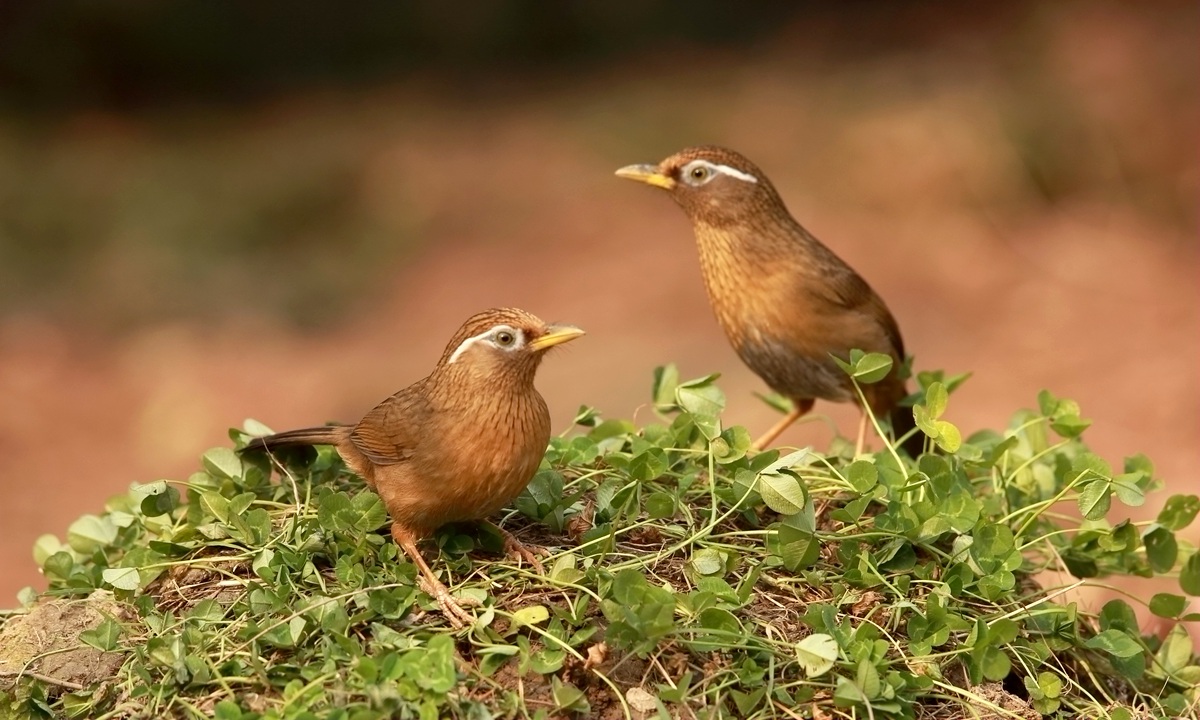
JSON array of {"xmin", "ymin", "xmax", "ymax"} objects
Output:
[{"xmin": 2, "ymin": 365, "xmax": 1197, "ymax": 719}]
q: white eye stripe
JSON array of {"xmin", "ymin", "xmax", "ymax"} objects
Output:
[
  {"xmin": 447, "ymin": 324, "xmax": 523, "ymax": 364},
  {"xmin": 712, "ymin": 163, "xmax": 758, "ymax": 183},
  {"xmin": 446, "ymin": 331, "xmax": 488, "ymax": 365},
  {"xmin": 683, "ymin": 160, "xmax": 759, "ymax": 185}
]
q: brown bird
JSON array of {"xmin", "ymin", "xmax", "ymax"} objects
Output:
[
  {"xmin": 242, "ymin": 308, "xmax": 584, "ymax": 627},
  {"xmin": 616, "ymin": 146, "xmax": 921, "ymax": 455}
]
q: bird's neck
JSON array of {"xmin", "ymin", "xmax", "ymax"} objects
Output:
[{"xmin": 692, "ymin": 214, "xmax": 818, "ymax": 285}]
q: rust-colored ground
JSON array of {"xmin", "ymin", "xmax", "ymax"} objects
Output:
[{"xmin": 1, "ymin": 4, "xmax": 1196, "ymax": 640}]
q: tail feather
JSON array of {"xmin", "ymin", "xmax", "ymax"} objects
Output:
[{"xmin": 242, "ymin": 426, "xmax": 346, "ymax": 454}]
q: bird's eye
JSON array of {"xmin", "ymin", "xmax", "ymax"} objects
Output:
[
  {"xmin": 495, "ymin": 330, "xmax": 516, "ymax": 347},
  {"xmin": 689, "ymin": 165, "xmax": 711, "ymax": 182}
]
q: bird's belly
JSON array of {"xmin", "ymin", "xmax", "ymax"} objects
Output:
[
  {"xmin": 705, "ymin": 287, "xmax": 851, "ymax": 403},
  {"xmin": 380, "ymin": 424, "xmax": 547, "ymax": 534},
  {"xmin": 733, "ymin": 333, "xmax": 854, "ymax": 403},
  {"xmin": 703, "ymin": 267, "xmax": 874, "ymax": 404},
  {"xmin": 437, "ymin": 453, "xmax": 541, "ymax": 524}
]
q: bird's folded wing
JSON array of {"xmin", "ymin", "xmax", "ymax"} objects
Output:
[
  {"xmin": 809, "ymin": 268, "xmax": 906, "ymax": 359},
  {"xmin": 347, "ymin": 385, "xmax": 426, "ymax": 466}
]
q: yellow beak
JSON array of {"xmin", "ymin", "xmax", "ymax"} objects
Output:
[
  {"xmin": 529, "ymin": 324, "xmax": 585, "ymax": 351},
  {"xmin": 615, "ymin": 164, "xmax": 676, "ymax": 190}
]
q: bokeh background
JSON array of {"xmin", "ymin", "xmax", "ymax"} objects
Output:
[{"xmin": 2, "ymin": 1, "xmax": 1197, "ymax": 635}]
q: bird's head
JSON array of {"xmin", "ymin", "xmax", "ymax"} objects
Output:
[
  {"xmin": 435, "ymin": 307, "xmax": 584, "ymax": 386},
  {"xmin": 616, "ymin": 146, "xmax": 785, "ymax": 227}
]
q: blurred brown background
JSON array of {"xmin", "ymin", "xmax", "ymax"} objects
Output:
[{"xmin": 1, "ymin": 1, "xmax": 1196, "ymax": 631}]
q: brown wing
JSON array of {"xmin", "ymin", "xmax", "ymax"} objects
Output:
[
  {"xmin": 807, "ymin": 263, "xmax": 906, "ymax": 360},
  {"xmin": 347, "ymin": 380, "xmax": 430, "ymax": 466}
]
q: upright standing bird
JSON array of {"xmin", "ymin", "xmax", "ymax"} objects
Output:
[
  {"xmin": 242, "ymin": 308, "xmax": 584, "ymax": 627},
  {"xmin": 616, "ymin": 146, "xmax": 920, "ymax": 455}
]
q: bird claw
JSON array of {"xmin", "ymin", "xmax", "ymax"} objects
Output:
[
  {"xmin": 482, "ymin": 521, "xmax": 548, "ymax": 574},
  {"xmin": 503, "ymin": 536, "xmax": 548, "ymax": 574},
  {"xmin": 417, "ymin": 575, "xmax": 478, "ymax": 629}
]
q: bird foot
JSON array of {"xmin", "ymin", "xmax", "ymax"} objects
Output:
[
  {"xmin": 486, "ymin": 522, "xmax": 547, "ymax": 573},
  {"xmin": 504, "ymin": 537, "xmax": 548, "ymax": 574},
  {"xmin": 417, "ymin": 574, "xmax": 479, "ymax": 629}
]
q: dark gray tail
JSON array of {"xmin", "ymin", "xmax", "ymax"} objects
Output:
[{"xmin": 242, "ymin": 426, "xmax": 344, "ymax": 454}]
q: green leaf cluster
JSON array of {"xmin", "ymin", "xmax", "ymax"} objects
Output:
[{"xmin": 3, "ymin": 367, "xmax": 1197, "ymax": 719}]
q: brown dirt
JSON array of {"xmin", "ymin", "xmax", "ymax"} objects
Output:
[
  {"xmin": 146, "ymin": 558, "xmax": 249, "ymax": 613},
  {"xmin": 0, "ymin": 2, "xmax": 1196, "ymax": 650},
  {"xmin": 0, "ymin": 592, "xmax": 129, "ymax": 692},
  {"xmin": 470, "ymin": 643, "xmax": 643, "ymax": 720},
  {"xmin": 973, "ymin": 682, "xmax": 1040, "ymax": 720}
]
